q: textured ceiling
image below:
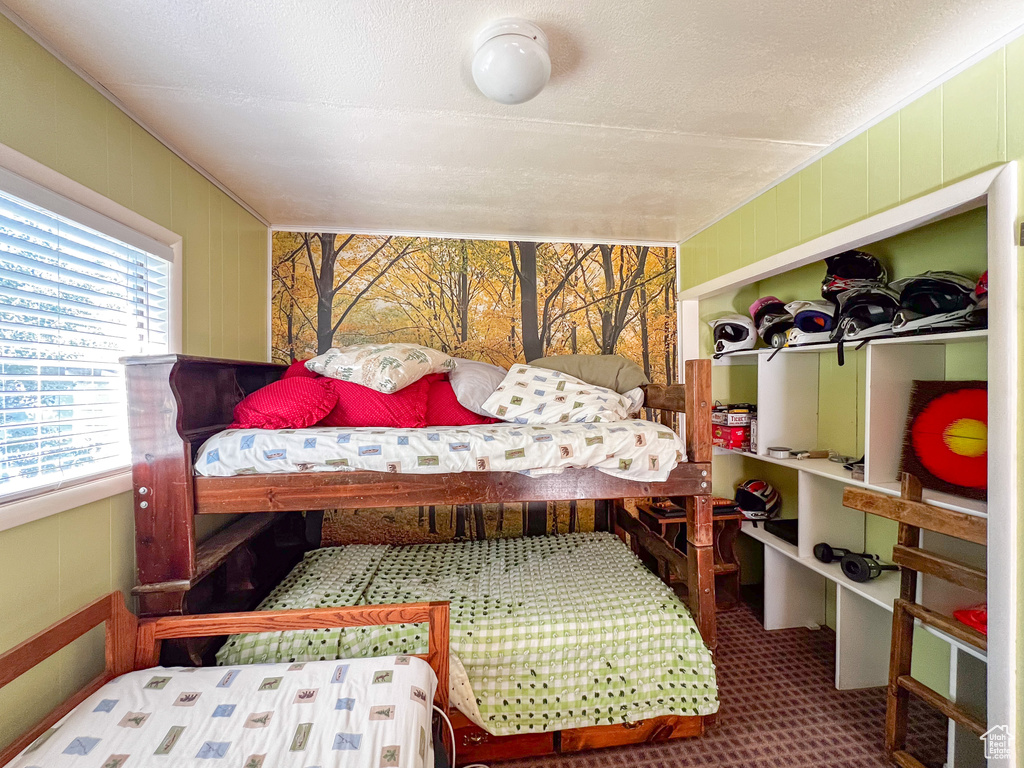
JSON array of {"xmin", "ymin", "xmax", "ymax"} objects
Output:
[{"xmin": 6, "ymin": 0, "xmax": 1024, "ymax": 242}]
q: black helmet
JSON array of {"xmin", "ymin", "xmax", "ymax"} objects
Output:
[
  {"xmin": 889, "ymin": 271, "xmax": 978, "ymax": 334},
  {"xmin": 821, "ymin": 251, "xmax": 888, "ymax": 304},
  {"xmin": 829, "ymin": 286, "xmax": 900, "ymax": 365}
]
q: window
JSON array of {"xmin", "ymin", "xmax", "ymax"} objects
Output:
[{"xmin": 0, "ymin": 185, "xmax": 170, "ymax": 502}]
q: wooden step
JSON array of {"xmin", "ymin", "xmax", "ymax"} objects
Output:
[
  {"xmin": 891, "ymin": 546, "xmax": 985, "ymax": 593},
  {"xmin": 896, "ymin": 599, "xmax": 987, "ymax": 652},
  {"xmin": 842, "ymin": 488, "xmax": 987, "ymax": 545},
  {"xmin": 891, "ymin": 749, "xmax": 929, "ymax": 768},
  {"xmin": 896, "ymin": 675, "xmax": 986, "ymax": 736}
]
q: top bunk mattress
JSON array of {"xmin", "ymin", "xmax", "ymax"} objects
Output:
[{"xmin": 195, "ymin": 420, "xmax": 686, "ymax": 482}]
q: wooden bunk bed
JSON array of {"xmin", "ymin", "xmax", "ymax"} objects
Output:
[{"xmin": 122, "ymin": 353, "xmax": 716, "ymax": 762}]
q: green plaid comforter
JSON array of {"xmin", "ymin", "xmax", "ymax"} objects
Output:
[{"xmin": 217, "ymin": 533, "xmax": 718, "ymax": 734}]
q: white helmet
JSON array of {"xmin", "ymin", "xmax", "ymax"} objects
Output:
[
  {"xmin": 783, "ymin": 300, "xmax": 836, "ymax": 347},
  {"xmin": 709, "ymin": 314, "xmax": 757, "ymax": 358}
]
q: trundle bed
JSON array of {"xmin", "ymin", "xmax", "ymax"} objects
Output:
[{"xmin": 121, "ymin": 354, "xmax": 717, "ymax": 763}]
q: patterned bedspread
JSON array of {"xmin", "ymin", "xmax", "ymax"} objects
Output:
[
  {"xmin": 194, "ymin": 420, "xmax": 685, "ymax": 482},
  {"xmin": 217, "ymin": 533, "xmax": 718, "ymax": 735},
  {"xmin": 10, "ymin": 656, "xmax": 436, "ymax": 768}
]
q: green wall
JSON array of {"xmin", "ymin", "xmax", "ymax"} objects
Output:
[
  {"xmin": 686, "ymin": 39, "xmax": 1022, "ymax": 750},
  {"xmin": 0, "ymin": 15, "xmax": 268, "ymax": 750}
]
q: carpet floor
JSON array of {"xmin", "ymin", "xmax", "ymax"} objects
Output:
[{"xmin": 491, "ymin": 602, "xmax": 947, "ymax": 768}]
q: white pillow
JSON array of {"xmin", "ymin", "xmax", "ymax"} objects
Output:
[
  {"xmin": 623, "ymin": 386, "xmax": 646, "ymax": 416},
  {"xmin": 449, "ymin": 358, "xmax": 508, "ymax": 416},
  {"xmin": 305, "ymin": 343, "xmax": 454, "ymax": 393},
  {"xmin": 481, "ymin": 364, "xmax": 633, "ymax": 424}
]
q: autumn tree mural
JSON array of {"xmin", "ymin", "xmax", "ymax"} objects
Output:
[
  {"xmin": 271, "ymin": 232, "xmax": 676, "ymax": 545},
  {"xmin": 272, "ymin": 232, "xmax": 677, "ymax": 384}
]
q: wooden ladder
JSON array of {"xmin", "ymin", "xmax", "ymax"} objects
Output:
[{"xmin": 842, "ymin": 474, "xmax": 987, "ymax": 768}]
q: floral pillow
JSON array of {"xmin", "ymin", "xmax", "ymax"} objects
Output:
[
  {"xmin": 481, "ymin": 364, "xmax": 633, "ymax": 424},
  {"xmin": 304, "ymin": 343, "xmax": 455, "ymax": 393}
]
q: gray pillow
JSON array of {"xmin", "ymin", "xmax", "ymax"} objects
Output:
[
  {"xmin": 528, "ymin": 354, "xmax": 650, "ymax": 393},
  {"xmin": 449, "ymin": 358, "xmax": 508, "ymax": 416}
]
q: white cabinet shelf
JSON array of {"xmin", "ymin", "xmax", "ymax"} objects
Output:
[
  {"xmin": 742, "ymin": 522, "xmax": 987, "ymax": 666},
  {"xmin": 743, "ymin": 522, "xmax": 899, "ymax": 610},
  {"xmin": 713, "ymin": 448, "xmax": 869, "ymax": 486},
  {"xmin": 715, "ymin": 448, "xmax": 986, "ymax": 517},
  {"xmin": 712, "ymin": 328, "xmax": 988, "ymax": 366}
]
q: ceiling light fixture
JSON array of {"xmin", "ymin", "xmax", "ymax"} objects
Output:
[{"xmin": 471, "ymin": 19, "xmax": 551, "ymax": 105}]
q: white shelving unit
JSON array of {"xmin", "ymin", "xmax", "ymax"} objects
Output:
[{"xmin": 678, "ymin": 165, "xmax": 1018, "ymax": 767}]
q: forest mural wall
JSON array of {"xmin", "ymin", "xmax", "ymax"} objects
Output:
[{"xmin": 271, "ymin": 232, "xmax": 677, "ymax": 543}]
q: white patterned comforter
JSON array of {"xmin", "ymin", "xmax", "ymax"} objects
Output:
[
  {"xmin": 194, "ymin": 420, "xmax": 686, "ymax": 482},
  {"xmin": 9, "ymin": 656, "xmax": 436, "ymax": 768}
]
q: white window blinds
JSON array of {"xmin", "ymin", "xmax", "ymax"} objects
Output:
[{"xmin": 0, "ymin": 187, "xmax": 169, "ymax": 502}]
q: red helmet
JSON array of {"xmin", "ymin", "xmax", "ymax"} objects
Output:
[
  {"xmin": 973, "ymin": 271, "xmax": 988, "ymax": 309},
  {"xmin": 735, "ymin": 479, "xmax": 781, "ymax": 520}
]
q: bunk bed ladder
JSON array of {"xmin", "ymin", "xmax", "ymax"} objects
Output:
[{"xmin": 842, "ymin": 474, "xmax": 987, "ymax": 768}]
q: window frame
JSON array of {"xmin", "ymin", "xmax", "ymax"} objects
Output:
[{"xmin": 0, "ymin": 144, "xmax": 182, "ymax": 532}]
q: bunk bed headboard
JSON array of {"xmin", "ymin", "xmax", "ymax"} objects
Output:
[{"xmin": 122, "ymin": 355, "xmax": 286, "ymax": 591}]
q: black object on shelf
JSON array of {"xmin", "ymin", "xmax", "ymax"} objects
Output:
[
  {"xmin": 840, "ymin": 552, "xmax": 900, "ymax": 582},
  {"xmin": 763, "ymin": 519, "xmax": 798, "ymax": 546},
  {"xmin": 813, "ymin": 542, "xmax": 854, "ymax": 564}
]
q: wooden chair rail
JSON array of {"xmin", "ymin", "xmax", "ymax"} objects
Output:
[{"xmin": 841, "ymin": 487, "xmax": 987, "ymax": 545}]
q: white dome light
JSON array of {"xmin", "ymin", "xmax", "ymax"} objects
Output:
[{"xmin": 471, "ymin": 19, "xmax": 551, "ymax": 105}]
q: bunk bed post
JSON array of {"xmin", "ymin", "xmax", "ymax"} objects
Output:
[
  {"xmin": 684, "ymin": 358, "xmax": 716, "ymax": 651},
  {"xmin": 124, "ymin": 357, "xmax": 197, "ymax": 611}
]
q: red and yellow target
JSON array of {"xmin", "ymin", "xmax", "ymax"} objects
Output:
[{"xmin": 905, "ymin": 384, "xmax": 987, "ymax": 496}]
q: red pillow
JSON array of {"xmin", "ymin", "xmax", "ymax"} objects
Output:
[
  {"xmin": 231, "ymin": 377, "xmax": 337, "ymax": 429},
  {"xmin": 425, "ymin": 376, "xmax": 498, "ymax": 426},
  {"xmin": 282, "ymin": 358, "xmax": 320, "ymax": 379},
  {"xmin": 318, "ymin": 376, "xmax": 431, "ymax": 428}
]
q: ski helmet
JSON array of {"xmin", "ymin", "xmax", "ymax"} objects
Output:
[
  {"xmin": 735, "ymin": 479, "xmax": 782, "ymax": 520},
  {"xmin": 748, "ymin": 296, "xmax": 794, "ymax": 348},
  {"xmin": 821, "ymin": 251, "xmax": 887, "ymax": 304},
  {"xmin": 830, "ymin": 285, "xmax": 900, "ymax": 364},
  {"xmin": 709, "ymin": 314, "xmax": 757, "ymax": 358},
  {"xmin": 889, "ymin": 271, "xmax": 978, "ymax": 334}
]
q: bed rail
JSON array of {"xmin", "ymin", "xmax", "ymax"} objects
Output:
[
  {"xmin": 0, "ymin": 592, "xmax": 136, "ymax": 765},
  {"xmin": 0, "ymin": 592, "xmax": 452, "ymax": 765}
]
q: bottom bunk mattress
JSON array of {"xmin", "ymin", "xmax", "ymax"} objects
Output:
[
  {"xmin": 217, "ymin": 532, "xmax": 718, "ymax": 735},
  {"xmin": 10, "ymin": 655, "xmax": 436, "ymax": 768}
]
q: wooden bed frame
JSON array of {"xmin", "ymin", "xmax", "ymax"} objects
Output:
[
  {"xmin": 121, "ymin": 354, "xmax": 716, "ymax": 762},
  {"xmin": 0, "ymin": 592, "xmax": 450, "ymax": 767}
]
